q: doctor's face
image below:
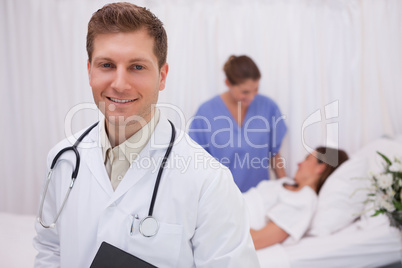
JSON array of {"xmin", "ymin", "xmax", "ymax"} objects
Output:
[{"xmin": 88, "ymin": 29, "xmax": 168, "ymax": 127}]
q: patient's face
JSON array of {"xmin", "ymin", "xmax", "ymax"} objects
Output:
[{"xmin": 294, "ymin": 152, "xmax": 322, "ymax": 186}]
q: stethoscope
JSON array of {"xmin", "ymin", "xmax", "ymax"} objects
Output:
[{"xmin": 38, "ymin": 120, "xmax": 176, "ymax": 239}]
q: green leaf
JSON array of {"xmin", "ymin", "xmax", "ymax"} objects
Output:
[
  {"xmin": 377, "ymin": 151, "xmax": 392, "ymax": 166},
  {"xmin": 393, "ymin": 201, "xmax": 402, "ymax": 210},
  {"xmin": 371, "ymin": 210, "xmax": 385, "ymax": 217}
]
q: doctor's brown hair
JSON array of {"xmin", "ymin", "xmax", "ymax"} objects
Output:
[
  {"xmin": 86, "ymin": 2, "xmax": 168, "ymax": 69},
  {"xmin": 223, "ymin": 55, "xmax": 261, "ymax": 85},
  {"xmin": 315, "ymin": 147, "xmax": 349, "ymax": 194}
]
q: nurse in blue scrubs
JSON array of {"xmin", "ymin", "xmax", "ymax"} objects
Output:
[{"xmin": 189, "ymin": 55, "xmax": 287, "ymax": 192}]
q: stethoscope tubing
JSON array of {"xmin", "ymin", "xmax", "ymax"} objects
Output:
[
  {"xmin": 38, "ymin": 120, "xmax": 175, "ymax": 234},
  {"xmin": 38, "ymin": 122, "xmax": 99, "ymax": 228},
  {"xmin": 50, "ymin": 122, "xmax": 99, "ymax": 178},
  {"xmin": 148, "ymin": 120, "xmax": 176, "ymax": 217}
]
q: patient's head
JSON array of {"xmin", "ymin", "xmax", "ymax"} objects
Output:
[{"xmin": 294, "ymin": 147, "xmax": 349, "ymax": 194}]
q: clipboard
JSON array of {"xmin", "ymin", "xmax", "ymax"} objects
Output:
[{"xmin": 90, "ymin": 241, "xmax": 157, "ymax": 268}]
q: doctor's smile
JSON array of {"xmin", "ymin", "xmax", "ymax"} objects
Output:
[{"xmin": 107, "ymin": 97, "xmax": 137, "ymax": 104}]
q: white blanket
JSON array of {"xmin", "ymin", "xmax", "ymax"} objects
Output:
[
  {"xmin": 243, "ymin": 177, "xmax": 318, "ymax": 244},
  {"xmin": 257, "ymin": 214, "xmax": 401, "ymax": 268}
]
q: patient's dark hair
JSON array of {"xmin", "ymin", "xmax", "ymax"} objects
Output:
[
  {"xmin": 314, "ymin": 147, "xmax": 349, "ymax": 194},
  {"xmin": 223, "ymin": 55, "xmax": 261, "ymax": 85}
]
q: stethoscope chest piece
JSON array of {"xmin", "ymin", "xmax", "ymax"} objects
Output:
[{"xmin": 139, "ymin": 216, "xmax": 159, "ymax": 237}]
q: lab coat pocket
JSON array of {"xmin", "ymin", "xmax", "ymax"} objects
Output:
[{"xmin": 129, "ymin": 220, "xmax": 183, "ymax": 268}]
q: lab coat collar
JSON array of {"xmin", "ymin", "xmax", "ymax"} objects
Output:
[
  {"xmin": 109, "ymin": 113, "xmax": 175, "ymax": 204},
  {"xmin": 78, "ymin": 122, "xmax": 113, "ymax": 197},
  {"xmin": 148, "ymin": 112, "xmax": 175, "ymax": 152},
  {"xmin": 72, "ymin": 122, "xmax": 114, "ymax": 196},
  {"xmin": 82, "ymin": 145, "xmax": 114, "ymax": 196},
  {"xmin": 81, "ymin": 112, "xmax": 176, "ymax": 205},
  {"xmin": 83, "ymin": 112, "xmax": 173, "ymax": 153},
  {"xmin": 85, "ymin": 119, "xmax": 103, "ymax": 148}
]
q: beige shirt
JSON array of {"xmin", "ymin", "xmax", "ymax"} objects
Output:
[{"xmin": 100, "ymin": 109, "xmax": 160, "ymax": 190}]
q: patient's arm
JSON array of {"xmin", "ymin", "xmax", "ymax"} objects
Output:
[{"xmin": 250, "ymin": 221, "xmax": 289, "ymax": 250}]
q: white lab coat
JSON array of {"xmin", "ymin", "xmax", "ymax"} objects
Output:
[{"xmin": 34, "ymin": 113, "xmax": 259, "ymax": 268}]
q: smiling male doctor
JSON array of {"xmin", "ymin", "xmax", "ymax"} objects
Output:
[{"xmin": 33, "ymin": 2, "xmax": 259, "ymax": 268}]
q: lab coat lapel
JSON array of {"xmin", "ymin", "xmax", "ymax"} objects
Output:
[
  {"xmin": 81, "ymin": 123, "xmax": 114, "ymax": 197},
  {"xmin": 106, "ymin": 114, "xmax": 173, "ymax": 206},
  {"xmin": 107, "ymin": 146, "xmax": 152, "ymax": 206}
]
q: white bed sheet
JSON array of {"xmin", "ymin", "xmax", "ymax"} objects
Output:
[
  {"xmin": 0, "ymin": 211, "xmax": 400, "ymax": 268},
  {"xmin": 257, "ymin": 214, "xmax": 401, "ymax": 268},
  {"xmin": 0, "ymin": 212, "xmax": 36, "ymax": 268}
]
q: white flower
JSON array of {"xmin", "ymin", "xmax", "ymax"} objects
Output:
[
  {"xmin": 386, "ymin": 187, "xmax": 395, "ymax": 198},
  {"xmin": 382, "ymin": 200, "xmax": 396, "ymax": 212},
  {"xmin": 368, "ymin": 185, "xmax": 378, "ymax": 193},
  {"xmin": 376, "ymin": 192, "xmax": 392, "ymax": 202},
  {"xmin": 376, "ymin": 194, "xmax": 395, "ymax": 212},
  {"xmin": 376, "ymin": 173, "xmax": 393, "ymax": 189},
  {"xmin": 389, "ymin": 162, "xmax": 402, "ymax": 172}
]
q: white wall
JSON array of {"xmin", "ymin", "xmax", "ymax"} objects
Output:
[{"xmin": 1, "ymin": 0, "xmax": 401, "ymax": 214}]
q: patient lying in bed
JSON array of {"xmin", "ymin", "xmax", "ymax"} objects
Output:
[{"xmin": 243, "ymin": 147, "xmax": 349, "ymax": 250}]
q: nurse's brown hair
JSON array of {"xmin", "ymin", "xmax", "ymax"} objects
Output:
[{"xmin": 223, "ymin": 55, "xmax": 261, "ymax": 85}]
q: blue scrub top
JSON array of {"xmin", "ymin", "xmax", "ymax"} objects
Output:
[{"xmin": 189, "ymin": 94, "xmax": 287, "ymax": 192}]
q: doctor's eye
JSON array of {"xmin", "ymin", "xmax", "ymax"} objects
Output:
[
  {"xmin": 101, "ymin": 63, "xmax": 112, "ymax": 68},
  {"xmin": 132, "ymin": 65, "xmax": 143, "ymax": 70}
]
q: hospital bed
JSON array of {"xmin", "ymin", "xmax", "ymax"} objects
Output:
[
  {"xmin": 251, "ymin": 137, "xmax": 402, "ymax": 267},
  {"xmin": 1, "ymin": 138, "xmax": 401, "ymax": 268}
]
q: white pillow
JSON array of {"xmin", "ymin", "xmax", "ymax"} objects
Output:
[
  {"xmin": 307, "ymin": 156, "xmax": 369, "ymax": 236},
  {"xmin": 352, "ymin": 137, "xmax": 402, "ymax": 173},
  {"xmin": 308, "ymin": 137, "xmax": 402, "ymax": 237}
]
